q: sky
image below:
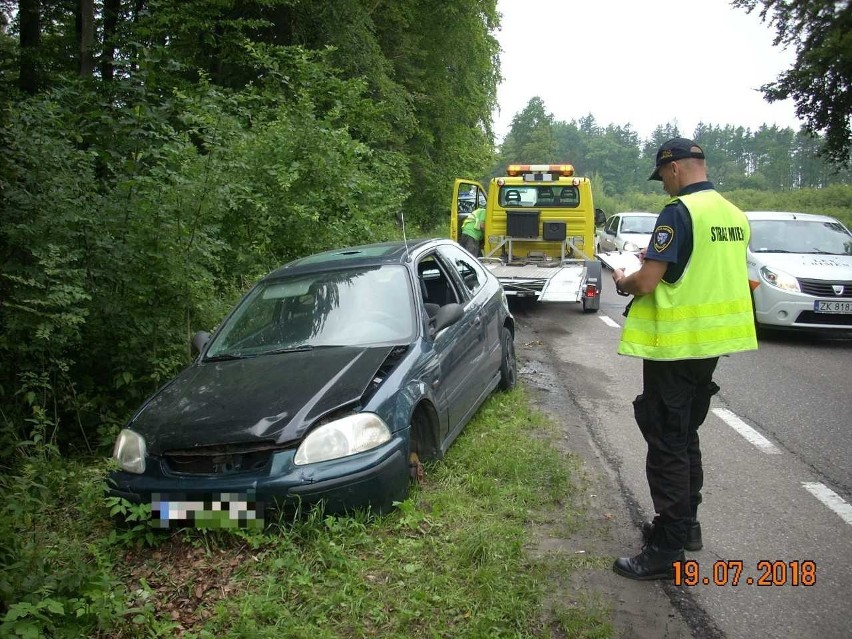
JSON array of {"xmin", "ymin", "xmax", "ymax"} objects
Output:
[{"xmin": 492, "ymin": 0, "xmax": 804, "ymax": 143}]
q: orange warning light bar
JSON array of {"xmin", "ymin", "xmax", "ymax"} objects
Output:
[{"xmin": 506, "ymin": 164, "xmax": 575, "ymax": 177}]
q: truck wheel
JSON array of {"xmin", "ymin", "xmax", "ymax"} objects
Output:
[{"xmin": 498, "ymin": 326, "xmax": 516, "ymax": 391}]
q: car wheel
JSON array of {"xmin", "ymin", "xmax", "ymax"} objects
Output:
[{"xmin": 498, "ymin": 326, "xmax": 516, "ymax": 391}]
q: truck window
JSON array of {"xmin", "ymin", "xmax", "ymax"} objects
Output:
[{"xmin": 499, "ymin": 185, "xmax": 579, "ymax": 208}]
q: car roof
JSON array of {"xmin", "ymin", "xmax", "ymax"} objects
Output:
[
  {"xmin": 264, "ymin": 238, "xmax": 445, "ymax": 279},
  {"xmin": 744, "ymin": 211, "xmax": 841, "ymax": 224}
]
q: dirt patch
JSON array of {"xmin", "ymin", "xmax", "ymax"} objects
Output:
[{"xmin": 118, "ymin": 535, "xmax": 252, "ymax": 637}]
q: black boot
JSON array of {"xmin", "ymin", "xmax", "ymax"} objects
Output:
[
  {"xmin": 613, "ymin": 544, "xmax": 685, "ymax": 581},
  {"xmin": 642, "ymin": 519, "xmax": 702, "ymax": 551}
]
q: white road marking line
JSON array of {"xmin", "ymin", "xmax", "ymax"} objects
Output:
[
  {"xmin": 712, "ymin": 408, "xmax": 782, "ymax": 455},
  {"xmin": 599, "ymin": 315, "xmax": 620, "ymax": 328},
  {"xmin": 802, "ymin": 482, "xmax": 852, "ymax": 526}
]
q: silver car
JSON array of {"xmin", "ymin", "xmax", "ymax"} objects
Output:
[
  {"xmin": 596, "ymin": 212, "xmax": 657, "ymax": 254},
  {"xmin": 746, "ymin": 211, "xmax": 852, "ymax": 331}
]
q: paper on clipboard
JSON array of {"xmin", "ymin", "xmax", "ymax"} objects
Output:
[{"xmin": 596, "ymin": 251, "xmax": 643, "ymax": 275}]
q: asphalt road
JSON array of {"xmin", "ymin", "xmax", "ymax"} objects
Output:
[{"xmin": 509, "ymin": 282, "xmax": 852, "ymax": 639}]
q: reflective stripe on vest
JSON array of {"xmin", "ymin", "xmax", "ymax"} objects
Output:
[
  {"xmin": 617, "ymin": 190, "xmax": 758, "ymax": 360},
  {"xmin": 461, "ymin": 208, "xmax": 485, "ymax": 241}
]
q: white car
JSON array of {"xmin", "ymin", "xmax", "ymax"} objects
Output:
[
  {"xmin": 596, "ymin": 212, "xmax": 657, "ymax": 254},
  {"xmin": 747, "ymin": 211, "xmax": 852, "ymax": 331}
]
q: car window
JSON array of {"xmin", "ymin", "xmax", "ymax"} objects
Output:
[
  {"xmin": 438, "ymin": 244, "xmax": 487, "ymax": 295},
  {"xmin": 417, "ymin": 254, "xmax": 461, "ymax": 309},
  {"xmin": 620, "ymin": 216, "xmax": 656, "ymax": 234},
  {"xmin": 206, "ymin": 265, "xmax": 416, "ymax": 356},
  {"xmin": 750, "ymin": 219, "xmax": 852, "ymax": 255},
  {"xmin": 605, "ymin": 216, "xmax": 618, "ymax": 234}
]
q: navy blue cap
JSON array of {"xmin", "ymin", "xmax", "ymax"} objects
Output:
[{"xmin": 649, "ymin": 138, "xmax": 705, "ymax": 181}]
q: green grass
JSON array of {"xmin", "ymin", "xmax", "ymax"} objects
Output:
[{"xmin": 0, "ymin": 387, "xmax": 615, "ymax": 638}]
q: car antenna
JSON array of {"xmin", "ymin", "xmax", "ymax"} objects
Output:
[{"xmin": 400, "ymin": 210, "xmax": 410, "ymax": 261}]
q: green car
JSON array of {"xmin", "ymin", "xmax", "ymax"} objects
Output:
[{"xmin": 109, "ymin": 238, "xmax": 516, "ymax": 526}]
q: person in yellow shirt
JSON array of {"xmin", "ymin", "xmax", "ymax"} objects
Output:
[
  {"xmin": 611, "ymin": 138, "xmax": 757, "ymax": 580},
  {"xmin": 459, "ymin": 207, "xmax": 486, "ymax": 257}
]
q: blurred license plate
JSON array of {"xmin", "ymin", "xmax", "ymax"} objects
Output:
[
  {"xmin": 151, "ymin": 492, "xmax": 264, "ymax": 529},
  {"xmin": 814, "ymin": 300, "xmax": 852, "ymax": 313}
]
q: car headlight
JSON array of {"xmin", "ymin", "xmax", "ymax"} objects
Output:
[
  {"xmin": 113, "ymin": 429, "xmax": 146, "ymax": 474},
  {"xmin": 759, "ymin": 265, "xmax": 800, "ymax": 292},
  {"xmin": 294, "ymin": 413, "xmax": 391, "ymax": 465},
  {"xmin": 623, "ymin": 241, "xmax": 640, "ymax": 252}
]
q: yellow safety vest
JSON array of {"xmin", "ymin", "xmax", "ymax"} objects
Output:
[
  {"xmin": 461, "ymin": 208, "xmax": 486, "ymax": 241},
  {"xmin": 618, "ymin": 190, "xmax": 758, "ymax": 360}
]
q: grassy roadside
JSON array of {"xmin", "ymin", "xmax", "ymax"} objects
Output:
[{"xmin": 0, "ymin": 386, "xmax": 614, "ymax": 638}]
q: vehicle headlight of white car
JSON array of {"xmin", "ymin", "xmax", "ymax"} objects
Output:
[
  {"xmin": 759, "ymin": 265, "xmax": 801, "ymax": 293},
  {"xmin": 623, "ymin": 241, "xmax": 640, "ymax": 252},
  {"xmin": 113, "ymin": 429, "xmax": 147, "ymax": 474},
  {"xmin": 294, "ymin": 413, "xmax": 391, "ymax": 465}
]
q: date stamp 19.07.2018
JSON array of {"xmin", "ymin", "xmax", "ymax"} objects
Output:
[{"xmin": 673, "ymin": 560, "xmax": 816, "ymax": 587}]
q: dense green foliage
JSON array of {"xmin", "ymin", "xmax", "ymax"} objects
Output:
[
  {"xmin": 0, "ymin": 0, "xmax": 500, "ymax": 463},
  {"xmin": 733, "ymin": 0, "xmax": 852, "ymax": 166}
]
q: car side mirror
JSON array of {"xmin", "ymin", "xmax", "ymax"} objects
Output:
[
  {"xmin": 594, "ymin": 208, "xmax": 606, "ymax": 226},
  {"xmin": 432, "ymin": 303, "xmax": 464, "ymax": 334},
  {"xmin": 191, "ymin": 331, "xmax": 211, "ymax": 355}
]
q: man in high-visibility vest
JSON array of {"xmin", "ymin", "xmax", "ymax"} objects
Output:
[
  {"xmin": 610, "ymin": 138, "xmax": 757, "ymax": 580},
  {"xmin": 459, "ymin": 207, "xmax": 486, "ymax": 257}
]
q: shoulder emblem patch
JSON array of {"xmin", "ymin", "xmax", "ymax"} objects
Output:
[{"xmin": 653, "ymin": 225, "xmax": 674, "ymax": 252}]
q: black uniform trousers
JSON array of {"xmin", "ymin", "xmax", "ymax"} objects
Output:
[
  {"xmin": 459, "ymin": 233, "xmax": 481, "ymax": 257},
  {"xmin": 633, "ymin": 357, "xmax": 720, "ymax": 550}
]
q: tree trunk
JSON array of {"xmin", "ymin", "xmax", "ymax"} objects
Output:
[
  {"xmin": 102, "ymin": 0, "xmax": 121, "ymax": 81},
  {"xmin": 78, "ymin": 0, "xmax": 95, "ymax": 76},
  {"xmin": 19, "ymin": 0, "xmax": 40, "ymax": 93}
]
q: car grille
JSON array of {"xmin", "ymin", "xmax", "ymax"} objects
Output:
[
  {"xmin": 795, "ymin": 311, "xmax": 852, "ymax": 326},
  {"xmin": 164, "ymin": 442, "xmax": 279, "ymax": 475},
  {"xmin": 796, "ymin": 278, "xmax": 852, "ymax": 298}
]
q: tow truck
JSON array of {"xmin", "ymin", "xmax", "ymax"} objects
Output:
[{"xmin": 451, "ymin": 164, "xmax": 604, "ymax": 312}]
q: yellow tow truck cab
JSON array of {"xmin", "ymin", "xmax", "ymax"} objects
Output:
[{"xmin": 451, "ymin": 164, "xmax": 603, "ymax": 312}]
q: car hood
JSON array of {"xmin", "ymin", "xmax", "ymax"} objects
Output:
[
  {"xmin": 129, "ymin": 346, "xmax": 397, "ymax": 453},
  {"xmin": 750, "ymin": 252, "xmax": 852, "ymax": 278},
  {"xmin": 620, "ymin": 232, "xmax": 651, "ymax": 246}
]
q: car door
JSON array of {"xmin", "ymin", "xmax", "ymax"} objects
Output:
[
  {"xmin": 415, "ymin": 252, "xmax": 483, "ymax": 443},
  {"xmin": 437, "ymin": 244, "xmax": 494, "ymax": 399},
  {"xmin": 451, "ymin": 179, "xmax": 487, "ymax": 244}
]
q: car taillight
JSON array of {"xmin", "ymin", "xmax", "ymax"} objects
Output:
[{"xmin": 585, "ymin": 284, "xmax": 598, "ymax": 298}]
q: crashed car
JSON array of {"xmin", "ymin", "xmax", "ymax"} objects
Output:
[
  {"xmin": 595, "ymin": 211, "xmax": 657, "ymax": 254},
  {"xmin": 108, "ymin": 239, "xmax": 516, "ymax": 524},
  {"xmin": 747, "ymin": 211, "xmax": 852, "ymax": 331}
]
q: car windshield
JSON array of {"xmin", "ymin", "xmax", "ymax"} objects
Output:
[
  {"xmin": 620, "ymin": 216, "xmax": 656, "ymax": 234},
  {"xmin": 205, "ymin": 265, "xmax": 415, "ymax": 358},
  {"xmin": 749, "ymin": 220, "xmax": 852, "ymax": 255}
]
